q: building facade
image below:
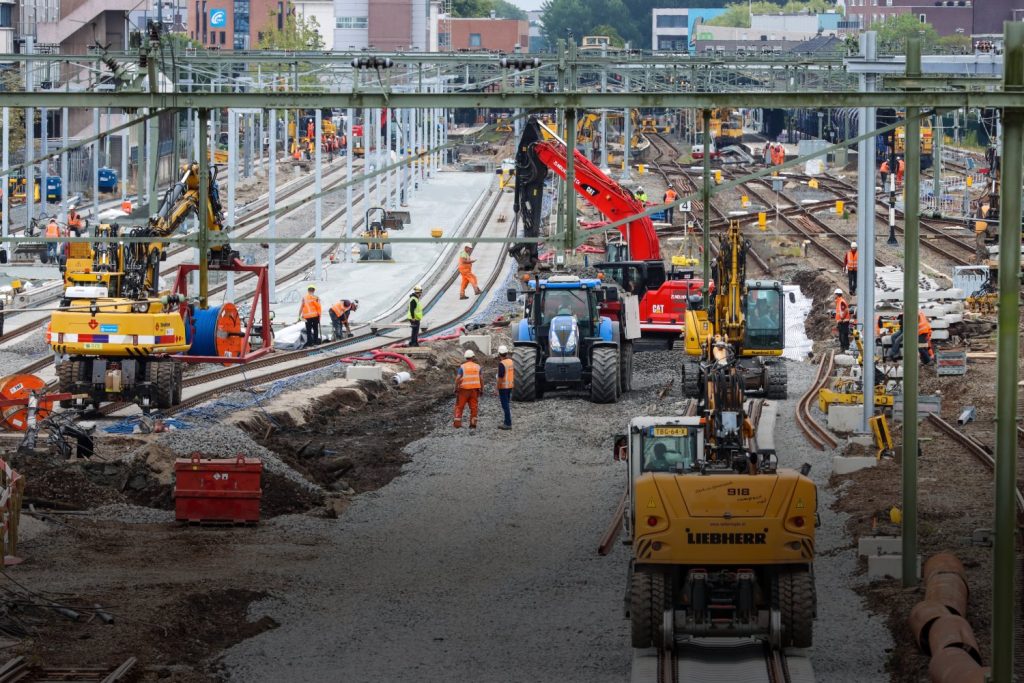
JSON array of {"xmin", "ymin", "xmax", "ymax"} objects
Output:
[
  {"xmin": 652, "ymin": 7, "xmax": 726, "ymax": 53},
  {"xmin": 846, "ymin": 0, "xmax": 1024, "ymax": 36},
  {"xmin": 187, "ymin": 0, "xmax": 281, "ymax": 50},
  {"xmin": 334, "ymin": 0, "xmax": 429, "ymax": 51},
  {"xmin": 445, "ymin": 16, "xmax": 527, "ymax": 52}
]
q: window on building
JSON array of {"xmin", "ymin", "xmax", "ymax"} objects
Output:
[
  {"xmin": 919, "ymin": 13, "xmax": 926, "ymax": 22},
  {"xmin": 335, "ymin": 16, "xmax": 368, "ymax": 29},
  {"xmin": 221, "ymin": 31, "xmax": 226, "ymax": 44},
  {"xmin": 0, "ymin": 5, "xmax": 11, "ymax": 27},
  {"xmin": 656, "ymin": 14, "xmax": 687, "ymax": 28},
  {"xmin": 469, "ymin": 33, "xmax": 482, "ymax": 47}
]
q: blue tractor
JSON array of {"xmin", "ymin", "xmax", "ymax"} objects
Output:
[{"xmin": 508, "ymin": 274, "xmax": 640, "ymax": 403}]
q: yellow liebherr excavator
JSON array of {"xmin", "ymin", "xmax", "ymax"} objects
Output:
[
  {"xmin": 50, "ymin": 162, "xmax": 234, "ymax": 412},
  {"xmin": 680, "ymin": 220, "xmax": 792, "ymax": 399}
]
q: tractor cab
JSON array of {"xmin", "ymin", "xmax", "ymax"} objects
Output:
[{"xmin": 742, "ymin": 280, "xmax": 788, "ymax": 354}]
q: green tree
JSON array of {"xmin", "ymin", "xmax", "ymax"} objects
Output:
[
  {"xmin": 707, "ymin": 0, "xmax": 839, "ymax": 28},
  {"xmin": 937, "ymin": 33, "xmax": 972, "ymax": 55},
  {"xmin": 0, "ymin": 71, "xmax": 25, "ymax": 153},
  {"xmin": 870, "ymin": 14, "xmax": 939, "ymax": 54},
  {"xmin": 452, "ymin": 0, "xmax": 526, "ymax": 20},
  {"xmin": 590, "ymin": 24, "xmax": 625, "ymax": 47},
  {"xmin": 257, "ymin": 10, "xmax": 325, "ymax": 50}
]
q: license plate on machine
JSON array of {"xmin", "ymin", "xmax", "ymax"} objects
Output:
[{"xmin": 653, "ymin": 427, "xmax": 688, "ymax": 436}]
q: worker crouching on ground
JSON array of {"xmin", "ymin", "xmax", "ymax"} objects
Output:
[
  {"xmin": 407, "ymin": 285, "xmax": 423, "ymax": 347},
  {"xmin": 67, "ymin": 206, "xmax": 83, "ymax": 236},
  {"xmin": 299, "ymin": 285, "xmax": 322, "ymax": 347},
  {"xmin": 454, "ymin": 349, "xmax": 482, "ymax": 428},
  {"xmin": 834, "ymin": 288, "xmax": 851, "ymax": 353},
  {"xmin": 330, "ymin": 299, "xmax": 358, "ymax": 339},
  {"xmin": 496, "ymin": 345, "xmax": 514, "ymax": 430},
  {"xmin": 886, "ymin": 312, "xmax": 933, "ymax": 365},
  {"xmin": 844, "ymin": 241, "xmax": 858, "ymax": 295},
  {"xmin": 458, "ymin": 244, "xmax": 482, "ymax": 300}
]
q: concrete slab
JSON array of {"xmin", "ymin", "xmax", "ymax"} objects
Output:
[
  {"xmin": 459, "ymin": 335, "xmax": 492, "ymax": 355},
  {"xmin": 833, "ymin": 455, "xmax": 878, "ymax": 475},
  {"xmin": 847, "ymin": 435, "xmax": 874, "ymax": 447},
  {"xmin": 867, "ymin": 553, "xmax": 921, "ymax": 580},
  {"xmin": 347, "ymin": 365, "xmax": 384, "ymax": 381},
  {"xmin": 827, "ymin": 403, "xmax": 864, "ymax": 432},
  {"xmin": 858, "ymin": 535, "xmax": 903, "ymax": 557}
]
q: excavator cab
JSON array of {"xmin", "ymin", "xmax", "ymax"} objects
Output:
[{"xmin": 743, "ymin": 283, "xmax": 786, "ymax": 353}]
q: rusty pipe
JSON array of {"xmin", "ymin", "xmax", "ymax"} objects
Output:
[
  {"xmin": 909, "ymin": 600, "xmax": 954, "ymax": 654},
  {"xmin": 928, "ymin": 647, "xmax": 989, "ymax": 683},
  {"xmin": 924, "ymin": 573, "xmax": 969, "ymax": 617},
  {"xmin": 927, "ymin": 615, "xmax": 982, "ymax": 665}
]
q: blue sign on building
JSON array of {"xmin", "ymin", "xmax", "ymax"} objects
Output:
[{"xmin": 209, "ymin": 8, "xmax": 227, "ymax": 28}]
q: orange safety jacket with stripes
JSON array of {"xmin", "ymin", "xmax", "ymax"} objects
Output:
[
  {"xmin": 835, "ymin": 297, "xmax": 850, "ymax": 322},
  {"xmin": 330, "ymin": 301, "xmax": 351, "ymax": 318},
  {"xmin": 457, "ymin": 361, "xmax": 482, "ymax": 390},
  {"xmin": 844, "ymin": 249, "xmax": 858, "ymax": 270},
  {"xmin": 497, "ymin": 358, "xmax": 515, "ymax": 390},
  {"xmin": 300, "ymin": 294, "xmax": 322, "ymax": 319}
]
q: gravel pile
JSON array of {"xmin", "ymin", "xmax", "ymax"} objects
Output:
[
  {"xmin": 152, "ymin": 423, "xmax": 323, "ymax": 493},
  {"xmin": 87, "ymin": 503, "xmax": 175, "ymax": 524}
]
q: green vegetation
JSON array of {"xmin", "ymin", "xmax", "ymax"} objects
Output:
[
  {"xmin": 453, "ymin": 0, "xmax": 527, "ymax": 20},
  {"xmin": 707, "ymin": 0, "xmax": 840, "ymax": 29},
  {"xmin": 869, "ymin": 14, "xmax": 938, "ymax": 53},
  {"xmin": 256, "ymin": 11, "xmax": 325, "ymax": 50}
]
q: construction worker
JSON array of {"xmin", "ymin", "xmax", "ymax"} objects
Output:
[
  {"xmin": 44, "ymin": 216, "xmax": 61, "ymax": 263},
  {"xmin": 457, "ymin": 244, "xmax": 482, "ymax": 300},
  {"xmin": 879, "ymin": 159, "xmax": 890, "ymax": 187},
  {"xmin": 917, "ymin": 310, "xmax": 933, "ymax": 366},
  {"xmin": 761, "ymin": 145, "xmax": 772, "ymax": 167},
  {"xmin": 298, "ymin": 285, "xmax": 322, "ymax": 347},
  {"xmin": 120, "ymin": 198, "xmax": 132, "ymax": 214},
  {"xmin": 635, "ymin": 186, "xmax": 648, "ymax": 204},
  {"xmin": 495, "ymin": 345, "xmax": 514, "ymax": 430},
  {"xmin": 406, "ymin": 285, "xmax": 423, "ymax": 347},
  {"xmin": 834, "ymin": 288, "xmax": 851, "ymax": 353},
  {"xmin": 329, "ymin": 299, "xmax": 358, "ymax": 339},
  {"xmin": 453, "ymin": 348, "xmax": 482, "ymax": 428},
  {"xmin": 772, "ymin": 143, "xmax": 785, "ymax": 166},
  {"xmin": 67, "ymin": 206, "xmax": 83, "ymax": 236},
  {"xmin": 896, "ymin": 157, "xmax": 906, "ymax": 186},
  {"xmin": 975, "ymin": 220, "xmax": 989, "ymax": 264},
  {"xmin": 663, "ymin": 186, "xmax": 678, "ymax": 224},
  {"xmin": 843, "ymin": 241, "xmax": 858, "ymax": 296}
]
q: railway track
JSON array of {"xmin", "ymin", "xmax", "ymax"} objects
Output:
[
  {"xmin": 796, "ymin": 350, "xmax": 838, "ymax": 451},
  {"xmin": 95, "ymin": 184, "xmax": 509, "ymax": 418},
  {"xmin": 635, "ymin": 638, "xmax": 813, "ymax": 683}
]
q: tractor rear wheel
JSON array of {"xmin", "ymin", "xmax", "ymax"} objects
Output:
[
  {"xmin": 778, "ymin": 568, "xmax": 816, "ymax": 648},
  {"xmin": 620, "ymin": 341, "xmax": 634, "ymax": 393},
  {"xmin": 57, "ymin": 360, "xmax": 82, "ymax": 408},
  {"xmin": 146, "ymin": 361, "xmax": 176, "ymax": 410},
  {"xmin": 591, "ymin": 346, "xmax": 620, "ymax": 404},
  {"xmin": 765, "ymin": 362, "xmax": 788, "ymax": 400},
  {"xmin": 512, "ymin": 347, "xmax": 537, "ymax": 402},
  {"xmin": 630, "ymin": 568, "xmax": 666, "ymax": 649},
  {"xmin": 681, "ymin": 359, "xmax": 701, "ymax": 398}
]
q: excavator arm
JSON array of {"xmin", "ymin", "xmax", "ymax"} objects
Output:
[
  {"xmin": 510, "ymin": 117, "xmax": 660, "ymax": 269},
  {"xmin": 713, "ymin": 221, "xmax": 747, "ymax": 345}
]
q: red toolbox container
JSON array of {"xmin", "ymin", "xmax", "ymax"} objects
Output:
[{"xmin": 174, "ymin": 453, "xmax": 262, "ymax": 523}]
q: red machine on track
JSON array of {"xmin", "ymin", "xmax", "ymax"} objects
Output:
[{"xmin": 510, "ymin": 117, "xmax": 702, "ymax": 347}]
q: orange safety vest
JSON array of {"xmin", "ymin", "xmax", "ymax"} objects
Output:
[
  {"xmin": 497, "ymin": 358, "xmax": 515, "ymax": 390},
  {"xmin": 458, "ymin": 361, "xmax": 482, "ymax": 390},
  {"xmin": 845, "ymin": 250, "xmax": 858, "ymax": 270},
  {"xmin": 879, "ymin": 161, "xmax": 890, "ymax": 173},
  {"xmin": 121, "ymin": 200, "xmax": 132, "ymax": 213},
  {"xmin": 917, "ymin": 311, "xmax": 931, "ymax": 337},
  {"xmin": 330, "ymin": 301, "xmax": 351, "ymax": 317},
  {"xmin": 68, "ymin": 212, "xmax": 82, "ymax": 228},
  {"xmin": 664, "ymin": 189, "xmax": 678, "ymax": 203},
  {"xmin": 300, "ymin": 293, "xmax": 321, "ymax": 319},
  {"xmin": 835, "ymin": 297, "xmax": 850, "ymax": 322},
  {"xmin": 45, "ymin": 221, "xmax": 60, "ymax": 238},
  {"xmin": 458, "ymin": 250, "xmax": 474, "ymax": 275}
]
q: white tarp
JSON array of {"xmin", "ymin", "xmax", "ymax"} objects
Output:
[
  {"xmin": 274, "ymin": 322, "xmax": 308, "ymax": 351},
  {"xmin": 783, "ymin": 284, "xmax": 813, "ymax": 361}
]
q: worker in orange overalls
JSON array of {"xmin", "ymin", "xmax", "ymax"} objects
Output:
[
  {"xmin": 329, "ymin": 299, "xmax": 358, "ymax": 339},
  {"xmin": 917, "ymin": 310, "xmax": 933, "ymax": 365},
  {"xmin": 896, "ymin": 157, "xmax": 906, "ymax": 186},
  {"xmin": 44, "ymin": 216, "xmax": 61, "ymax": 263},
  {"xmin": 843, "ymin": 241, "xmax": 858, "ymax": 295},
  {"xmin": 453, "ymin": 349, "xmax": 482, "ymax": 428},
  {"xmin": 120, "ymin": 198, "xmax": 132, "ymax": 214},
  {"xmin": 67, "ymin": 206, "xmax": 83, "ymax": 236},
  {"xmin": 834, "ymin": 288, "xmax": 851, "ymax": 353},
  {"xmin": 663, "ymin": 186, "xmax": 678, "ymax": 224},
  {"xmin": 879, "ymin": 160, "xmax": 890, "ymax": 187},
  {"xmin": 495, "ymin": 344, "xmax": 514, "ymax": 430},
  {"xmin": 306, "ymin": 119, "xmax": 314, "ymax": 142},
  {"xmin": 298, "ymin": 285, "xmax": 322, "ymax": 347},
  {"xmin": 772, "ymin": 143, "xmax": 785, "ymax": 166},
  {"xmin": 457, "ymin": 244, "xmax": 482, "ymax": 299}
]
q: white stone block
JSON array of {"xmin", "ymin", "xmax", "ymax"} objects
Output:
[
  {"xmin": 346, "ymin": 365, "xmax": 384, "ymax": 381},
  {"xmin": 827, "ymin": 403, "xmax": 864, "ymax": 432},
  {"xmin": 867, "ymin": 553, "xmax": 921, "ymax": 580},
  {"xmin": 459, "ymin": 335, "xmax": 492, "ymax": 355},
  {"xmin": 948, "ymin": 301, "xmax": 965, "ymax": 313},
  {"xmin": 832, "ymin": 455, "xmax": 878, "ymax": 475},
  {"xmin": 848, "ymin": 435, "xmax": 874, "ymax": 447},
  {"xmin": 834, "ymin": 353, "xmax": 856, "ymax": 367},
  {"xmin": 858, "ymin": 535, "xmax": 903, "ymax": 557},
  {"xmin": 930, "ymin": 329, "xmax": 950, "ymax": 341}
]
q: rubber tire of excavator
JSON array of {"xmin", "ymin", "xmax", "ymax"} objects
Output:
[
  {"xmin": 172, "ymin": 362, "xmax": 183, "ymax": 406},
  {"xmin": 765, "ymin": 362, "xmax": 788, "ymax": 400},
  {"xmin": 778, "ymin": 568, "xmax": 815, "ymax": 648},
  {"xmin": 147, "ymin": 361, "xmax": 175, "ymax": 410},
  {"xmin": 630, "ymin": 568, "xmax": 667, "ymax": 649},
  {"xmin": 620, "ymin": 342, "xmax": 634, "ymax": 393},
  {"xmin": 512, "ymin": 346, "xmax": 537, "ymax": 402},
  {"xmin": 57, "ymin": 360, "xmax": 79, "ymax": 408},
  {"xmin": 591, "ymin": 346, "xmax": 620, "ymax": 404},
  {"xmin": 681, "ymin": 359, "xmax": 701, "ymax": 398}
]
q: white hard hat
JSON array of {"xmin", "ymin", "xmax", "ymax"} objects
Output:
[
  {"xmin": 413, "ymin": 284, "xmax": 423, "ymax": 293},
  {"xmin": 497, "ymin": 345, "xmax": 509, "ymax": 354},
  {"xmin": 851, "ymin": 241, "xmax": 858, "ymax": 249},
  {"xmin": 834, "ymin": 288, "xmax": 843, "ymax": 295},
  {"xmin": 464, "ymin": 349, "xmax": 476, "ymax": 359},
  {"xmin": 464, "ymin": 243, "xmax": 473, "ymax": 250}
]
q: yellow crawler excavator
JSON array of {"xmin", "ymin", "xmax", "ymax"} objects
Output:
[{"xmin": 49, "ymin": 162, "xmax": 236, "ymax": 412}]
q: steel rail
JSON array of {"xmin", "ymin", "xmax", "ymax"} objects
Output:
[{"xmin": 796, "ymin": 350, "xmax": 838, "ymax": 451}]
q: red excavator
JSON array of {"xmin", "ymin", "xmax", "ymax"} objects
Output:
[{"xmin": 510, "ymin": 116, "xmax": 702, "ymax": 348}]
